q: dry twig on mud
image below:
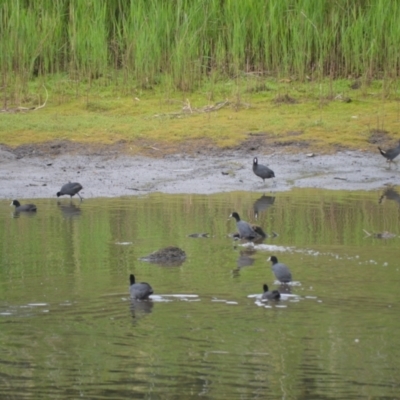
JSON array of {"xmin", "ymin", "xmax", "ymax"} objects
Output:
[
  {"xmin": 150, "ymin": 99, "xmax": 232, "ymax": 119},
  {"xmin": 1, "ymin": 85, "xmax": 48, "ymax": 113}
]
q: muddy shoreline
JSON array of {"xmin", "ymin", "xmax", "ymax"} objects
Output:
[{"xmin": 0, "ymin": 143, "xmax": 399, "ymax": 199}]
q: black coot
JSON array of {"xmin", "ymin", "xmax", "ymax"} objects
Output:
[
  {"xmin": 230, "ymin": 212, "xmax": 266, "ymax": 240},
  {"xmin": 261, "ymin": 283, "xmax": 280, "ymax": 300},
  {"xmin": 10, "ymin": 200, "xmax": 37, "ymax": 212},
  {"xmin": 253, "ymin": 157, "xmax": 275, "ymax": 183},
  {"xmin": 378, "ymin": 141, "xmax": 400, "ymax": 164},
  {"xmin": 268, "ymin": 255, "xmax": 292, "ymax": 283},
  {"xmin": 57, "ymin": 182, "xmax": 83, "ymax": 199},
  {"xmin": 129, "ymin": 274, "xmax": 153, "ymax": 300}
]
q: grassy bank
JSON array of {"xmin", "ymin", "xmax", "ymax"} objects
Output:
[
  {"xmin": 1, "ymin": 0, "xmax": 400, "ymax": 152},
  {"xmin": 1, "ymin": 75, "xmax": 400, "ymax": 153}
]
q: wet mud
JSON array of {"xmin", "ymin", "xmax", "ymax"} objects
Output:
[{"xmin": 0, "ymin": 141, "xmax": 398, "ymax": 199}]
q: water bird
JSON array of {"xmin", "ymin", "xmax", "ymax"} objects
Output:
[
  {"xmin": 378, "ymin": 141, "xmax": 400, "ymax": 164},
  {"xmin": 129, "ymin": 274, "xmax": 153, "ymax": 300},
  {"xmin": 268, "ymin": 255, "xmax": 292, "ymax": 283},
  {"xmin": 253, "ymin": 157, "xmax": 275, "ymax": 183},
  {"xmin": 10, "ymin": 200, "xmax": 37, "ymax": 212},
  {"xmin": 57, "ymin": 182, "xmax": 83, "ymax": 200},
  {"xmin": 230, "ymin": 212, "xmax": 264, "ymax": 240},
  {"xmin": 262, "ymin": 284, "xmax": 281, "ymax": 300}
]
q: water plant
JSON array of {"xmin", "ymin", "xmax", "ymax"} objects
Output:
[{"xmin": 2, "ymin": 0, "xmax": 400, "ymax": 100}]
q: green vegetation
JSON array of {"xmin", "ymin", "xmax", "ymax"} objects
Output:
[
  {"xmin": 1, "ymin": 0, "xmax": 400, "ymax": 150},
  {"xmin": 1, "ymin": 76, "xmax": 399, "ymax": 151},
  {"xmin": 3, "ymin": 0, "xmax": 400, "ymax": 91}
]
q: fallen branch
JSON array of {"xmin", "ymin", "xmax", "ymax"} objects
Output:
[
  {"xmin": 32, "ymin": 85, "xmax": 48, "ymax": 111},
  {"xmin": 1, "ymin": 84, "xmax": 48, "ymax": 113},
  {"xmin": 149, "ymin": 99, "xmax": 232, "ymax": 119}
]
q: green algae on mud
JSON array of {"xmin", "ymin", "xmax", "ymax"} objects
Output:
[{"xmin": 1, "ymin": 78, "xmax": 400, "ymax": 153}]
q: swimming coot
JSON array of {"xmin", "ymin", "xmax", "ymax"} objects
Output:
[
  {"xmin": 378, "ymin": 141, "xmax": 400, "ymax": 164},
  {"xmin": 268, "ymin": 255, "xmax": 292, "ymax": 283},
  {"xmin": 230, "ymin": 212, "xmax": 266, "ymax": 240},
  {"xmin": 261, "ymin": 283, "xmax": 281, "ymax": 300},
  {"xmin": 57, "ymin": 182, "xmax": 83, "ymax": 199},
  {"xmin": 129, "ymin": 274, "xmax": 153, "ymax": 300},
  {"xmin": 253, "ymin": 157, "xmax": 275, "ymax": 183},
  {"xmin": 10, "ymin": 200, "xmax": 37, "ymax": 212}
]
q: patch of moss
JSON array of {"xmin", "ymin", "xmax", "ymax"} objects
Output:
[{"xmin": 1, "ymin": 76, "xmax": 400, "ymax": 153}]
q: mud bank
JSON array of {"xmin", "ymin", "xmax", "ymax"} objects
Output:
[{"xmin": 0, "ymin": 145, "xmax": 398, "ymax": 199}]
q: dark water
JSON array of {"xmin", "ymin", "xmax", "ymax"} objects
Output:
[{"xmin": 1, "ymin": 188, "xmax": 400, "ymax": 399}]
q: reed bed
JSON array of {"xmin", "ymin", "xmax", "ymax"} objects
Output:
[{"xmin": 1, "ymin": 0, "xmax": 400, "ymax": 102}]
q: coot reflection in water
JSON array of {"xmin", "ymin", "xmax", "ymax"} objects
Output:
[
  {"xmin": 253, "ymin": 194, "xmax": 275, "ymax": 219},
  {"xmin": 277, "ymin": 283, "xmax": 292, "ymax": 294},
  {"xmin": 379, "ymin": 186, "xmax": 400, "ymax": 205},
  {"xmin": 130, "ymin": 299, "xmax": 154, "ymax": 317},
  {"xmin": 236, "ymin": 249, "xmax": 256, "ymax": 268},
  {"xmin": 11, "ymin": 210, "xmax": 38, "ymax": 219},
  {"xmin": 57, "ymin": 202, "xmax": 82, "ymax": 218}
]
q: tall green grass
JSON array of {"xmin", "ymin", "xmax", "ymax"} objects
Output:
[{"xmin": 2, "ymin": 0, "xmax": 400, "ymax": 101}]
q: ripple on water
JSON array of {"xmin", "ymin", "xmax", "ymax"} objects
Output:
[
  {"xmin": 0, "ymin": 302, "xmax": 50, "ymax": 317},
  {"xmin": 1, "ymin": 190, "xmax": 400, "ymax": 399},
  {"xmin": 248, "ymin": 292, "xmax": 304, "ymax": 309}
]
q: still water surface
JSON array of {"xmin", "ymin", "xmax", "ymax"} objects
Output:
[{"xmin": 1, "ymin": 188, "xmax": 400, "ymax": 399}]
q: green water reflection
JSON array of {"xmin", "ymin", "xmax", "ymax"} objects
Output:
[{"xmin": 0, "ymin": 188, "xmax": 399, "ymax": 399}]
